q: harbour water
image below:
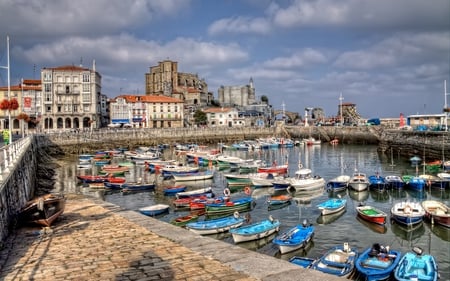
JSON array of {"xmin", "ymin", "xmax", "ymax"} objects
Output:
[{"xmin": 57, "ymin": 143, "xmax": 450, "ymax": 280}]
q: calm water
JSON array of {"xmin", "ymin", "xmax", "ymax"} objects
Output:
[{"xmin": 55, "ymin": 144, "xmax": 450, "ymax": 280}]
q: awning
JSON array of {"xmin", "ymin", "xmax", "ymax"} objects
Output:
[{"xmin": 111, "ymin": 119, "xmax": 129, "ymax": 124}]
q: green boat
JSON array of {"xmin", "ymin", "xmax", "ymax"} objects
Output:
[
  {"xmin": 170, "ymin": 214, "xmax": 200, "ymax": 227},
  {"xmin": 224, "ymin": 174, "xmax": 251, "ymax": 186},
  {"xmin": 205, "ymin": 197, "xmax": 254, "ymax": 215}
]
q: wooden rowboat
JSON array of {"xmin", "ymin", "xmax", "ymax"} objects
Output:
[{"xmin": 356, "ymin": 205, "xmax": 387, "ymax": 225}]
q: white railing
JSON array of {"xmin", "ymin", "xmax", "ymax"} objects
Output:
[{"xmin": 0, "ymin": 137, "xmax": 32, "ymax": 183}]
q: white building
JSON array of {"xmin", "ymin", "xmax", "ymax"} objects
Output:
[
  {"xmin": 41, "ymin": 63, "xmax": 101, "ymax": 130},
  {"xmin": 203, "ymin": 107, "xmax": 245, "ymax": 127}
]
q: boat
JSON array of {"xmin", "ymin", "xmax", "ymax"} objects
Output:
[
  {"xmin": 249, "ymin": 172, "xmax": 278, "ymax": 188},
  {"xmin": 185, "ymin": 211, "xmax": 245, "ymax": 235},
  {"xmin": 316, "ymin": 198, "xmax": 346, "ymax": 216},
  {"xmin": 356, "ymin": 204, "xmax": 387, "ymax": 225},
  {"xmin": 421, "ymin": 200, "xmax": 450, "ymax": 228},
  {"xmin": 271, "ymin": 178, "xmax": 291, "ymax": 190},
  {"xmin": 348, "ymin": 172, "xmax": 370, "ymax": 191},
  {"xmin": 267, "ymin": 194, "xmax": 292, "ymax": 205},
  {"xmin": 368, "ymin": 173, "xmax": 387, "ymax": 191},
  {"xmin": 103, "ymin": 181, "xmax": 123, "ymax": 190},
  {"xmin": 172, "ymin": 194, "xmax": 213, "ymax": 208},
  {"xmin": 229, "ymin": 215, "xmax": 280, "ymax": 243},
  {"xmin": 189, "ymin": 196, "xmax": 229, "ymax": 210},
  {"xmin": 385, "ymin": 175, "xmax": 405, "ymax": 189},
  {"xmin": 326, "ymin": 175, "xmax": 350, "ymax": 191},
  {"xmin": 223, "ymin": 173, "xmax": 252, "ymax": 186},
  {"xmin": 170, "ymin": 213, "xmax": 200, "ymax": 227},
  {"xmin": 272, "ymin": 220, "xmax": 314, "ymax": 254},
  {"xmin": 172, "ymin": 170, "xmax": 214, "ymax": 181},
  {"xmin": 175, "ymin": 186, "xmax": 214, "ymax": 199},
  {"xmin": 257, "ymin": 163, "xmax": 289, "ymax": 174},
  {"xmin": 419, "ymin": 174, "xmax": 450, "ymax": 189},
  {"xmin": 287, "ymin": 164, "xmax": 325, "ymax": 192},
  {"xmin": 316, "ymin": 208, "xmax": 346, "ymax": 225},
  {"xmin": 204, "ymin": 197, "xmax": 254, "ymax": 215},
  {"xmin": 161, "ymin": 165, "xmax": 200, "ymax": 179},
  {"xmin": 162, "ymin": 185, "xmax": 187, "ymax": 195},
  {"xmin": 19, "ymin": 193, "xmax": 66, "ymax": 227},
  {"xmin": 303, "ymin": 137, "xmax": 321, "ymax": 146},
  {"xmin": 391, "ymin": 201, "xmax": 426, "ymax": 226},
  {"xmin": 402, "ymin": 175, "xmax": 426, "ymax": 192},
  {"xmin": 289, "ymin": 256, "xmax": 317, "ymax": 268},
  {"xmin": 138, "ymin": 204, "xmax": 170, "ymax": 216},
  {"xmin": 76, "ymin": 174, "xmax": 110, "ymax": 183},
  {"xmin": 355, "ymin": 243, "xmax": 402, "ymax": 281},
  {"xmin": 394, "ymin": 247, "xmax": 438, "ymax": 281},
  {"xmin": 311, "ymin": 243, "xmax": 359, "ymax": 277},
  {"xmin": 122, "ymin": 181, "xmax": 156, "ymax": 192}
]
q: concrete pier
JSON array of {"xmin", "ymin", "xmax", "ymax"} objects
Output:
[{"xmin": 0, "ymin": 194, "xmax": 338, "ymax": 281}]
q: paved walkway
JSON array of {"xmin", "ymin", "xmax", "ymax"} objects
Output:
[{"xmin": 0, "ymin": 194, "xmax": 339, "ymax": 281}]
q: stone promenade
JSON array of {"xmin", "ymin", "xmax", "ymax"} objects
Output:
[{"xmin": 0, "ymin": 194, "xmax": 339, "ymax": 281}]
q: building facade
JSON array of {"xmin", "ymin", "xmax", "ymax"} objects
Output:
[
  {"xmin": 218, "ymin": 78, "xmax": 256, "ymax": 107},
  {"xmin": 40, "ymin": 63, "xmax": 102, "ymax": 131},
  {"xmin": 109, "ymin": 95, "xmax": 184, "ymax": 128},
  {"xmin": 203, "ymin": 107, "xmax": 244, "ymax": 127}
]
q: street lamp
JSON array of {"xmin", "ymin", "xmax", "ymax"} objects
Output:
[{"xmin": 0, "ymin": 36, "xmax": 13, "ymax": 144}]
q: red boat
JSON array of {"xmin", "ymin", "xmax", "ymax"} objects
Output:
[
  {"xmin": 77, "ymin": 174, "xmax": 125, "ymax": 184},
  {"xmin": 421, "ymin": 200, "xmax": 450, "ymax": 228},
  {"xmin": 189, "ymin": 197, "xmax": 229, "ymax": 210},
  {"xmin": 173, "ymin": 195, "xmax": 212, "ymax": 208},
  {"xmin": 257, "ymin": 164, "xmax": 288, "ymax": 174},
  {"xmin": 356, "ymin": 205, "xmax": 387, "ymax": 225}
]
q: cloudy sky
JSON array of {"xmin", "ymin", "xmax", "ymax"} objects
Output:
[{"xmin": 0, "ymin": 0, "xmax": 449, "ymax": 118}]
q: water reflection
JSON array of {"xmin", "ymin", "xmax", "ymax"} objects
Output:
[
  {"xmin": 316, "ymin": 208, "xmax": 346, "ymax": 225},
  {"xmin": 55, "ymin": 144, "xmax": 450, "ymax": 279},
  {"xmin": 356, "ymin": 215, "xmax": 387, "ymax": 234},
  {"xmin": 390, "ymin": 221, "xmax": 425, "ymax": 245}
]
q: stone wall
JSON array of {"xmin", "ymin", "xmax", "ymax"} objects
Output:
[{"xmin": 0, "ymin": 137, "xmax": 38, "ymax": 243}]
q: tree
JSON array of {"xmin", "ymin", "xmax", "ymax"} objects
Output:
[
  {"xmin": 193, "ymin": 109, "xmax": 207, "ymax": 125},
  {"xmin": 261, "ymin": 95, "xmax": 269, "ymax": 104}
]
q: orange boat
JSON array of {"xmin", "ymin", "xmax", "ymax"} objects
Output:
[{"xmin": 257, "ymin": 164, "xmax": 288, "ymax": 174}]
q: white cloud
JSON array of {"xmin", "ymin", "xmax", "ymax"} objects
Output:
[
  {"xmin": 208, "ymin": 17, "xmax": 271, "ymax": 35},
  {"xmin": 263, "ymin": 48, "xmax": 327, "ymax": 68}
]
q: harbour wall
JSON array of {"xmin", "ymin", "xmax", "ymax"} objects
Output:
[{"xmin": 0, "ymin": 137, "xmax": 39, "ymax": 243}]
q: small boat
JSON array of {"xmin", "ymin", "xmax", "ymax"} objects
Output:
[
  {"xmin": 326, "ymin": 175, "xmax": 350, "ymax": 191},
  {"xmin": 172, "ymin": 170, "xmax": 214, "ymax": 181},
  {"xmin": 161, "ymin": 165, "xmax": 200, "ymax": 179},
  {"xmin": 402, "ymin": 175, "xmax": 426, "ymax": 192},
  {"xmin": 267, "ymin": 194, "xmax": 292, "ymax": 205},
  {"xmin": 288, "ymin": 164, "xmax": 325, "ymax": 192},
  {"xmin": 172, "ymin": 194, "xmax": 213, "ymax": 208},
  {"xmin": 368, "ymin": 173, "xmax": 387, "ymax": 191},
  {"xmin": 316, "ymin": 198, "xmax": 346, "ymax": 216},
  {"xmin": 103, "ymin": 181, "xmax": 123, "ymax": 190},
  {"xmin": 189, "ymin": 196, "xmax": 229, "ymax": 210},
  {"xmin": 271, "ymin": 179, "xmax": 291, "ymax": 190},
  {"xmin": 391, "ymin": 201, "xmax": 426, "ymax": 226},
  {"xmin": 138, "ymin": 204, "xmax": 170, "ymax": 216},
  {"xmin": 356, "ymin": 204, "xmax": 388, "ymax": 225},
  {"xmin": 289, "ymin": 256, "xmax": 317, "ymax": 268},
  {"xmin": 163, "ymin": 185, "xmax": 187, "ymax": 195},
  {"xmin": 76, "ymin": 174, "xmax": 110, "ymax": 183},
  {"xmin": 355, "ymin": 243, "xmax": 402, "ymax": 281},
  {"xmin": 272, "ymin": 220, "xmax": 314, "ymax": 254},
  {"xmin": 223, "ymin": 173, "xmax": 252, "ymax": 186},
  {"xmin": 421, "ymin": 200, "xmax": 450, "ymax": 228},
  {"xmin": 311, "ymin": 242, "xmax": 359, "ymax": 277},
  {"xmin": 185, "ymin": 211, "xmax": 245, "ymax": 235},
  {"xmin": 394, "ymin": 246, "xmax": 438, "ymax": 281},
  {"xmin": 229, "ymin": 215, "xmax": 280, "ymax": 243},
  {"xmin": 122, "ymin": 182, "xmax": 156, "ymax": 192},
  {"xmin": 175, "ymin": 186, "xmax": 214, "ymax": 199},
  {"xmin": 205, "ymin": 197, "xmax": 254, "ymax": 215},
  {"xmin": 419, "ymin": 174, "xmax": 450, "ymax": 189},
  {"xmin": 385, "ymin": 175, "xmax": 405, "ymax": 189},
  {"xmin": 170, "ymin": 213, "xmax": 200, "ymax": 227},
  {"xmin": 257, "ymin": 164, "xmax": 289, "ymax": 174},
  {"xmin": 19, "ymin": 193, "xmax": 66, "ymax": 227},
  {"xmin": 348, "ymin": 172, "xmax": 370, "ymax": 191},
  {"xmin": 77, "ymin": 163, "xmax": 92, "ymax": 170}
]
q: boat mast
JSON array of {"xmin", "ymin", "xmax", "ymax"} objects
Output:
[
  {"xmin": 445, "ymin": 80, "xmax": 448, "ymax": 131},
  {"xmin": 0, "ymin": 36, "xmax": 12, "ymax": 144}
]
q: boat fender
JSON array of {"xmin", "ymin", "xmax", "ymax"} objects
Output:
[
  {"xmin": 37, "ymin": 198, "xmax": 45, "ymax": 211},
  {"xmin": 269, "ymin": 215, "xmax": 274, "ymax": 223},
  {"xmin": 223, "ymin": 188, "xmax": 231, "ymax": 197},
  {"xmin": 244, "ymin": 186, "xmax": 251, "ymax": 195},
  {"xmin": 233, "ymin": 211, "xmax": 240, "ymax": 219}
]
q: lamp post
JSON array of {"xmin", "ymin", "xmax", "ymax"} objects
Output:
[{"xmin": 0, "ymin": 36, "xmax": 12, "ymax": 144}]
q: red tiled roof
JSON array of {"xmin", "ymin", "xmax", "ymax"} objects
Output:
[{"xmin": 43, "ymin": 65, "xmax": 91, "ymax": 71}]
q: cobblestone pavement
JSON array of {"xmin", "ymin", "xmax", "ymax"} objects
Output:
[{"xmin": 0, "ymin": 194, "xmax": 336, "ymax": 281}]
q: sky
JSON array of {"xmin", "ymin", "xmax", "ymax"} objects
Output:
[{"xmin": 0, "ymin": 0, "xmax": 449, "ymax": 118}]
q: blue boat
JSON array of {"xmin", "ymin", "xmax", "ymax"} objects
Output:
[
  {"xmin": 185, "ymin": 212, "xmax": 245, "ymax": 235},
  {"xmin": 272, "ymin": 220, "xmax": 314, "ymax": 254},
  {"xmin": 311, "ymin": 243, "xmax": 359, "ymax": 277},
  {"xmin": 326, "ymin": 175, "xmax": 350, "ymax": 191},
  {"xmin": 385, "ymin": 175, "xmax": 405, "ymax": 189},
  {"xmin": 402, "ymin": 175, "xmax": 426, "ymax": 192},
  {"xmin": 229, "ymin": 216, "xmax": 280, "ymax": 243},
  {"xmin": 316, "ymin": 198, "xmax": 347, "ymax": 216},
  {"xmin": 163, "ymin": 185, "xmax": 187, "ymax": 195},
  {"xmin": 104, "ymin": 181, "xmax": 123, "ymax": 190},
  {"xmin": 368, "ymin": 174, "xmax": 387, "ymax": 191},
  {"xmin": 355, "ymin": 243, "xmax": 402, "ymax": 281},
  {"xmin": 138, "ymin": 204, "xmax": 170, "ymax": 216},
  {"xmin": 394, "ymin": 247, "xmax": 438, "ymax": 281},
  {"xmin": 289, "ymin": 256, "xmax": 317, "ymax": 268},
  {"xmin": 122, "ymin": 182, "xmax": 155, "ymax": 192}
]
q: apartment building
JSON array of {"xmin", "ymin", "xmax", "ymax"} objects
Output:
[
  {"xmin": 40, "ymin": 63, "xmax": 101, "ymax": 131},
  {"xmin": 109, "ymin": 95, "xmax": 184, "ymax": 128},
  {"xmin": 203, "ymin": 107, "xmax": 245, "ymax": 127}
]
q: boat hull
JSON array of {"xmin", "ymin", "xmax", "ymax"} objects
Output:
[
  {"xmin": 356, "ymin": 246, "xmax": 402, "ymax": 281},
  {"xmin": 421, "ymin": 200, "xmax": 450, "ymax": 228},
  {"xmin": 19, "ymin": 193, "xmax": 66, "ymax": 227},
  {"xmin": 186, "ymin": 216, "xmax": 245, "ymax": 235},
  {"xmin": 230, "ymin": 219, "xmax": 280, "ymax": 243},
  {"xmin": 356, "ymin": 205, "xmax": 387, "ymax": 225},
  {"xmin": 272, "ymin": 224, "xmax": 315, "ymax": 254}
]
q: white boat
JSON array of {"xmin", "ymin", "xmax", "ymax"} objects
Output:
[
  {"xmin": 288, "ymin": 164, "xmax": 325, "ymax": 192},
  {"xmin": 348, "ymin": 172, "xmax": 370, "ymax": 191},
  {"xmin": 391, "ymin": 201, "xmax": 425, "ymax": 226},
  {"xmin": 326, "ymin": 175, "xmax": 350, "ymax": 191},
  {"xmin": 172, "ymin": 170, "xmax": 214, "ymax": 181},
  {"xmin": 317, "ymin": 198, "xmax": 347, "ymax": 216},
  {"xmin": 175, "ymin": 186, "xmax": 214, "ymax": 199}
]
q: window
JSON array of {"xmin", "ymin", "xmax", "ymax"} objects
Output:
[
  {"xmin": 57, "ymin": 106, "xmax": 61, "ymax": 112},
  {"xmin": 82, "ymin": 93, "xmax": 90, "ymax": 103},
  {"xmin": 44, "ymin": 84, "xmax": 52, "ymax": 92},
  {"xmin": 66, "ymin": 86, "xmax": 70, "ymax": 93},
  {"xmin": 153, "ymin": 105, "xmax": 156, "ymax": 112},
  {"xmin": 83, "ymin": 84, "xmax": 90, "ymax": 92},
  {"xmin": 46, "ymin": 106, "xmax": 51, "ymax": 112},
  {"xmin": 83, "ymin": 73, "xmax": 90, "ymax": 82},
  {"xmin": 43, "ymin": 73, "xmax": 52, "ymax": 81}
]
